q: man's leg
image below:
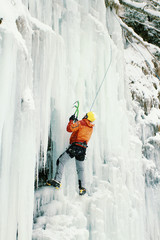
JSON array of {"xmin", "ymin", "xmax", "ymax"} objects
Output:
[
  {"xmin": 55, "ymin": 151, "xmax": 70, "ymax": 183},
  {"xmin": 75, "ymin": 160, "xmax": 85, "ymax": 188}
]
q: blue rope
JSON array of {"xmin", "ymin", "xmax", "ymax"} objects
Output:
[{"xmin": 90, "ymin": 42, "xmax": 112, "ymax": 111}]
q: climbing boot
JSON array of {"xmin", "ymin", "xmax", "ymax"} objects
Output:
[
  {"xmin": 46, "ymin": 179, "xmax": 61, "ymax": 189},
  {"xmin": 79, "ymin": 187, "xmax": 86, "ymax": 196}
]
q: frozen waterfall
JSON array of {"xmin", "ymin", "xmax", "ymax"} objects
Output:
[{"xmin": 0, "ymin": 0, "xmax": 160, "ymax": 240}]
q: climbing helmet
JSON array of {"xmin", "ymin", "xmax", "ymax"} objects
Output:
[{"xmin": 84, "ymin": 111, "xmax": 96, "ymax": 122}]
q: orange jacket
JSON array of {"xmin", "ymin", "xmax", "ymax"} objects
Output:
[{"xmin": 66, "ymin": 119, "xmax": 94, "ymax": 145}]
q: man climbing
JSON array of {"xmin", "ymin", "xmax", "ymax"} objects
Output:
[{"xmin": 47, "ymin": 111, "xmax": 95, "ymax": 195}]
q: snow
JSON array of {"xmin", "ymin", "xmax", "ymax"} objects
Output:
[
  {"xmin": 121, "ymin": 0, "xmax": 160, "ymax": 18},
  {"xmin": 121, "ymin": 0, "xmax": 146, "ymax": 9},
  {"xmin": 0, "ymin": 0, "xmax": 160, "ymax": 240}
]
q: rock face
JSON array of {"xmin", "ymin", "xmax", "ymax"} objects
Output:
[
  {"xmin": 125, "ymin": 40, "xmax": 160, "ymax": 186},
  {"xmin": 120, "ymin": 0, "xmax": 160, "ymax": 48},
  {"xmin": 124, "ymin": 37, "xmax": 160, "ymax": 238}
]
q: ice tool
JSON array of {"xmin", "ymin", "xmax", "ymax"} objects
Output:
[{"xmin": 73, "ymin": 100, "xmax": 79, "ymax": 119}]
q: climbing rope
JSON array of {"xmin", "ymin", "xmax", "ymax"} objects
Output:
[
  {"xmin": 73, "ymin": 43, "xmax": 112, "ymax": 116},
  {"xmin": 90, "ymin": 42, "xmax": 112, "ymax": 111}
]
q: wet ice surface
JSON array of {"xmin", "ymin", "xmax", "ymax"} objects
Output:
[
  {"xmin": 32, "ymin": 147, "xmax": 146, "ymax": 240},
  {"xmin": 33, "ymin": 187, "xmax": 89, "ymax": 240},
  {"xmin": 33, "ymin": 179, "xmax": 113, "ymax": 240}
]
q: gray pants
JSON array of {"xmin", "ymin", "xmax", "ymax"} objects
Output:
[{"xmin": 55, "ymin": 151, "xmax": 85, "ymax": 188}]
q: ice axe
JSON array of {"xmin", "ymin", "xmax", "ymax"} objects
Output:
[{"xmin": 73, "ymin": 101, "xmax": 79, "ymax": 119}]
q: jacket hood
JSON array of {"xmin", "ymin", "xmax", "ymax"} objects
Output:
[{"xmin": 83, "ymin": 118, "xmax": 94, "ymax": 128}]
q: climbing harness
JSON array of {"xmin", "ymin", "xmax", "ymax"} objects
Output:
[
  {"xmin": 73, "ymin": 101, "xmax": 80, "ymax": 118},
  {"xmin": 90, "ymin": 42, "xmax": 112, "ymax": 111}
]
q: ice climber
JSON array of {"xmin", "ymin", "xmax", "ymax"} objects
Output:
[{"xmin": 47, "ymin": 111, "xmax": 96, "ymax": 195}]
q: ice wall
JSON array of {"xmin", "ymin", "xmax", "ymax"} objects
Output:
[{"xmin": 0, "ymin": 0, "xmax": 159, "ymax": 240}]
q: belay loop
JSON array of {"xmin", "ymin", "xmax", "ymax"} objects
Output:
[{"xmin": 73, "ymin": 101, "xmax": 79, "ymax": 119}]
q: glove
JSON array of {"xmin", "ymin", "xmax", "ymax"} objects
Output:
[
  {"xmin": 69, "ymin": 114, "xmax": 78, "ymax": 121},
  {"xmin": 69, "ymin": 114, "xmax": 75, "ymax": 121}
]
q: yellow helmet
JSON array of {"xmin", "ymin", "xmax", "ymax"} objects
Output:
[{"xmin": 85, "ymin": 112, "xmax": 96, "ymax": 122}]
